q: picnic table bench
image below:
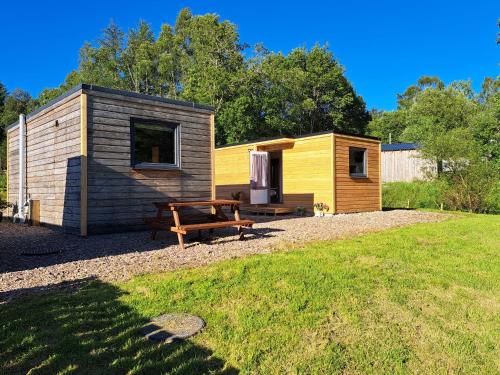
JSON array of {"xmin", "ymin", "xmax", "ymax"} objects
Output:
[{"xmin": 147, "ymin": 200, "xmax": 255, "ymax": 250}]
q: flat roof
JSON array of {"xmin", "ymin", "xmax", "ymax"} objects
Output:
[
  {"xmin": 216, "ymin": 130, "xmax": 380, "ymax": 149},
  {"xmin": 6, "ymin": 84, "xmax": 214, "ymax": 131},
  {"xmin": 382, "ymin": 143, "xmax": 420, "ymax": 151}
]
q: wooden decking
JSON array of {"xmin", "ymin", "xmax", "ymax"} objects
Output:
[{"xmin": 241, "ymin": 205, "xmax": 295, "ymax": 216}]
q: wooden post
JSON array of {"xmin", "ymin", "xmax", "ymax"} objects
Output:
[
  {"xmin": 379, "ymin": 142, "xmax": 382, "ymax": 211},
  {"xmin": 80, "ymin": 93, "xmax": 88, "ymax": 237},
  {"xmin": 331, "ymin": 134, "xmax": 336, "ymax": 214},
  {"xmin": 210, "ymin": 113, "xmax": 215, "ymax": 201},
  {"xmin": 5, "ymin": 132, "xmax": 8, "ymax": 216},
  {"xmin": 172, "ymin": 209, "xmax": 184, "ymax": 250}
]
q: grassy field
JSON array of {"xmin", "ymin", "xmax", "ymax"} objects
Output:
[{"xmin": 1, "ymin": 214, "xmax": 499, "ymax": 374}]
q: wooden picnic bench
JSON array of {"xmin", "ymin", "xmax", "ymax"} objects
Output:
[{"xmin": 147, "ymin": 200, "xmax": 255, "ymax": 250}]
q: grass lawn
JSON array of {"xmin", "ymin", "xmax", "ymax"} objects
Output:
[{"xmin": 1, "ymin": 214, "xmax": 499, "ymax": 374}]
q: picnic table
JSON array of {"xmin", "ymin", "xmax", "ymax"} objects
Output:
[{"xmin": 147, "ymin": 199, "xmax": 255, "ymax": 250}]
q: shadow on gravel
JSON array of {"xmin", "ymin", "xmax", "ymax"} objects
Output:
[
  {"xmin": 0, "ymin": 279, "xmax": 238, "ymax": 374},
  {"xmin": 0, "ymin": 222, "xmax": 284, "ymax": 274}
]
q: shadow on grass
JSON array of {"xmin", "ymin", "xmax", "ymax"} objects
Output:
[{"xmin": 0, "ymin": 279, "xmax": 238, "ymax": 374}]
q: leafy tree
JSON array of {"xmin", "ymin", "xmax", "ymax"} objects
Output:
[
  {"xmin": 397, "ymin": 76, "xmax": 444, "ymax": 109},
  {"xmin": 367, "ymin": 110, "xmax": 408, "ymax": 143},
  {"xmin": 9, "ymin": 9, "xmax": 370, "ymax": 145},
  {"xmin": 0, "ymin": 85, "xmax": 35, "ymax": 171}
]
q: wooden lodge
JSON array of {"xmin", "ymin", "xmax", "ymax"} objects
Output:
[
  {"xmin": 5, "ymin": 84, "xmax": 215, "ymax": 235},
  {"xmin": 215, "ymin": 132, "xmax": 381, "ymax": 215}
]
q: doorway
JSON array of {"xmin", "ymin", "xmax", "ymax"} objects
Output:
[{"xmin": 269, "ymin": 151, "xmax": 282, "ymax": 203}]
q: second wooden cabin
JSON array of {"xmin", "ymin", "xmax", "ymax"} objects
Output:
[{"xmin": 215, "ymin": 132, "xmax": 381, "ymax": 215}]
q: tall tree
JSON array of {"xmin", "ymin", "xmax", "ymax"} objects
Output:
[{"xmin": 18, "ymin": 9, "xmax": 371, "ymax": 145}]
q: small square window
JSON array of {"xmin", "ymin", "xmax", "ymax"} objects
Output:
[
  {"xmin": 131, "ymin": 118, "xmax": 180, "ymax": 169},
  {"xmin": 349, "ymin": 147, "xmax": 367, "ymax": 177}
]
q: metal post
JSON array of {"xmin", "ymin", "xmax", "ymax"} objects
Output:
[{"xmin": 18, "ymin": 114, "xmax": 26, "ymax": 221}]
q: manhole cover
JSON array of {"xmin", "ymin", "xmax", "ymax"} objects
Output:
[{"xmin": 141, "ymin": 313, "xmax": 205, "ymax": 342}]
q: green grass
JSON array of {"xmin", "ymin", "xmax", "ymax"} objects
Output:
[
  {"xmin": 383, "ymin": 181, "xmax": 444, "ymax": 209},
  {"xmin": 1, "ymin": 214, "xmax": 499, "ymax": 374}
]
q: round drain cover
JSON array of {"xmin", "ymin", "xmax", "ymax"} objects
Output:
[{"xmin": 141, "ymin": 313, "xmax": 205, "ymax": 342}]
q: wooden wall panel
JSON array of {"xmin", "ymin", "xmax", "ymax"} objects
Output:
[
  {"xmin": 215, "ymin": 134, "xmax": 333, "ymax": 212},
  {"xmin": 281, "ymin": 135, "xmax": 333, "ymax": 212},
  {"xmin": 334, "ymin": 135, "xmax": 381, "ymax": 213},
  {"xmin": 86, "ymin": 91, "xmax": 213, "ymax": 231},
  {"xmin": 215, "ymin": 144, "xmax": 252, "ymax": 203},
  {"xmin": 7, "ymin": 96, "xmax": 82, "ymax": 228},
  {"xmin": 382, "ymin": 149, "xmax": 436, "ymax": 182}
]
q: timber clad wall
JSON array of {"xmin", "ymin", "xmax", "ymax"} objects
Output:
[
  {"xmin": 334, "ymin": 135, "xmax": 381, "ymax": 213},
  {"xmin": 87, "ymin": 90, "xmax": 213, "ymax": 232},
  {"xmin": 8, "ymin": 95, "xmax": 82, "ymax": 229},
  {"xmin": 281, "ymin": 135, "xmax": 332, "ymax": 211},
  {"xmin": 215, "ymin": 144, "xmax": 251, "ymax": 203},
  {"xmin": 382, "ymin": 149, "xmax": 434, "ymax": 182},
  {"xmin": 6, "ymin": 85, "xmax": 213, "ymax": 233},
  {"xmin": 215, "ymin": 133, "xmax": 381, "ymax": 214}
]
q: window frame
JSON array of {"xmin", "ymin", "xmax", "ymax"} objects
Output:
[
  {"xmin": 130, "ymin": 117, "xmax": 181, "ymax": 170},
  {"xmin": 349, "ymin": 146, "xmax": 368, "ymax": 178}
]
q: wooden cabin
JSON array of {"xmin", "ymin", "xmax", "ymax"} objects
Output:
[
  {"xmin": 5, "ymin": 84, "xmax": 215, "ymax": 234},
  {"xmin": 382, "ymin": 143, "xmax": 436, "ymax": 182},
  {"xmin": 215, "ymin": 132, "xmax": 381, "ymax": 215}
]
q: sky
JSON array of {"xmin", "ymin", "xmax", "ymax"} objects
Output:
[{"xmin": 0, "ymin": 0, "xmax": 498, "ymax": 110}]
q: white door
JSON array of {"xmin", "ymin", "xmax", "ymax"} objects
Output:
[{"xmin": 250, "ymin": 151, "xmax": 269, "ymax": 204}]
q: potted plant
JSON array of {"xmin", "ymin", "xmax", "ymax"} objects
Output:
[
  {"xmin": 313, "ymin": 202, "xmax": 330, "ymax": 217},
  {"xmin": 0, "ymin": 198, "xmax": 12, "ymax": 222}
]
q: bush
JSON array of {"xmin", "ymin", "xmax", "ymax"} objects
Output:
[
  {"xmin": 383, "ymin": 181, "xmax": 445, "ymax": 209},
  {"xmin": 439, "ymin": 159, "xmax": 500, "ymax": 213}
]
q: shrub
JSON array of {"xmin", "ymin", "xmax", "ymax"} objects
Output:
[
  {"xmin": 383, "ymin": 181, "xmax": 444, "ymax": 209},
  {"xmin": 439, "ymin": 159, "xmax": 500, "ymax": 213}
]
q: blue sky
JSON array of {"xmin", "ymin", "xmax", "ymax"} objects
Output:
[{"xmin": 0, "ymin": 0, "xmax": 498, "ymax": 110}]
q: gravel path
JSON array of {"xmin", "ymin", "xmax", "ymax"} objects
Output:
[{"xmin": 0, "ymin": 210, "xmax": 449, "ymax": 302}]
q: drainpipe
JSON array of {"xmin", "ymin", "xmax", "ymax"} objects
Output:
[{"xmin": 18, "ymin": 113, "xmax": 26, "ymax": 221}]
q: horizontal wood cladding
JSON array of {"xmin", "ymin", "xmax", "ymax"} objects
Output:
[
  {"xmin": 334, "ymin": 135, "xmax": 381, "ymax": 213},
  {"xmin": 7, "ymin": 95, "xmax": 82, "ymax": 228},
  {"xmin": 215, "ymin": 144, "xmax": 252, "ymax": 203},
  {"xmin": 87, "ymin": 93, "xmax": 213, "ymax": 230},
  {"xmin": 281, "ymin": 135, "xmax": 333, "ymax": 211},
  {"xmin": 215, "ymin": 135, "xmax": 333, "ymax": 212}
]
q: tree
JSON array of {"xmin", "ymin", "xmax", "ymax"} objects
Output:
[
  {"xmin": 367, "ymin": 110, "xmax": 408, "ymax": 143},
  {"xmin": 397, "ymin": 76, "xmax": 444, "ymax": 109},
  {"xmin": 8, "ymin": 9, "xmax": 371, "ymax": 145},
  {"xmin": 0, "ymin": 86, "xmax": 35, "ymax": 171}
]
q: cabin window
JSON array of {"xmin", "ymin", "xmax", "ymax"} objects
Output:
[
  {"xmin": 131, "ymin": 118, "xmax": 180, "ymax": 169},
  {"xmin": 349, "ymin": 147, "xmax": 367, "ymax": 177}
]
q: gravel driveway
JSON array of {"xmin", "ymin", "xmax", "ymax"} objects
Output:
[{"xmin": 0, "ymin": 210, "xmax": 448, "ymax": 302}]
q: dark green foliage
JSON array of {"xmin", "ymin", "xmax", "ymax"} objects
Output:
[
  {"xmin": 371, "ymin": 76, "xmax": 499, "ymax": 213},
  {"xmin": 0, "ymin": 84, "xmax": 36, "ymax": 170},
  {"xmin": 32, "ymin": 9, "xmax": 369, "ymax": 145}
]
